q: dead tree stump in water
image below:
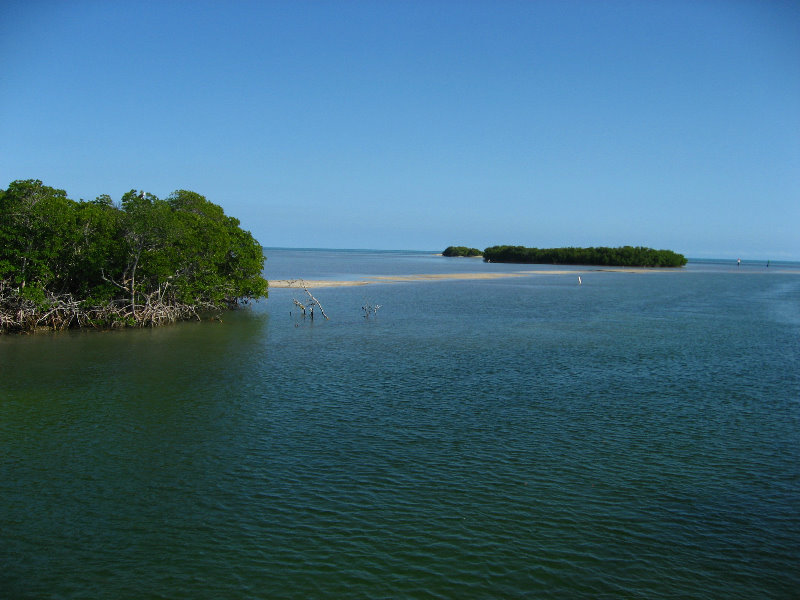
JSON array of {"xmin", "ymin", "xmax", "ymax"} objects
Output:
[{"xmin": 289, "ymin": 280, "xmax": 329, "ymax": 321}]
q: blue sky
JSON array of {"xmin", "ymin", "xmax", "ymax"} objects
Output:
[{"xmin": 2, "ymin": 1, "xmax": 798, "ymax": 258}]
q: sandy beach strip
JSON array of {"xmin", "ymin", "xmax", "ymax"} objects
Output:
[
  {"xmin": 267, "ymin": 268, "xmax": 663, "ymax": 288},
  {"xmin": 269, "ymin": 272, "xmax": 531, "ymax": 288},
  {"xmin": 269, "ymin": 279, "xmax": 372, "ymax": 288}
]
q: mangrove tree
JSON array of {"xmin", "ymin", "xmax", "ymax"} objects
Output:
[
  {"xmin": 0, "ymin": 180, "xmax": 267, "ymax": 332},
  {"xmin": 482, "ymin": 245, "xmax": 687, "ymax": 267}
]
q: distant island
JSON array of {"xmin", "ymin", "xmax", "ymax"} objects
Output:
[
  {"xmin": 442, "ymin": 246, "xmax": 483, "ymax": 257},
  {"xmin": 482, "ymin": 245, "xmax": 687, "ymax": 267},
  {"xmin": 1, "ymin": 180, "xmax": 267, "ymax": 333}
]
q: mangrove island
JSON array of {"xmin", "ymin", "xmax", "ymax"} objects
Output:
[
  {"xmin": 482, "ymin": 245, "xmax": 688, "ymax": 267},
  {"xmin": 442, "ymin": 245, "xmax": 483, "ymax": 257},
  {"xmin": 0, "ymin": 179, "xmax": 267, "ymax": 333}
]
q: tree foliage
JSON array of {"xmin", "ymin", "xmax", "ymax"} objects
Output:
[
  {"xmin": 442, "ymin": 245, "xmax": 483, "ymax": 257},
  {"xmin": 482, "ymin": 245, "xmax": 687, "ymax": 267},
  {"xmin": 1, "ymin": 180, "xmax": 267, "ymax": 332}
]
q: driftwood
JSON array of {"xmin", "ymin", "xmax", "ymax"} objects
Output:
[
  {"xmin": 286, "ymin": 281, "xmax": 383, "ymax": 324},
  {"xmin": 287, "ymin": 280, "xmax": 329, "ymax": 321},
  {"xmin": 361, "ymin": 300, "xmax": 381, "ymax": 319}
]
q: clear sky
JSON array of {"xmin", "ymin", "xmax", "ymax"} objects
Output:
[{"xmin": 2, "ymin": 1, "xmax": 798, "ymax": 259}]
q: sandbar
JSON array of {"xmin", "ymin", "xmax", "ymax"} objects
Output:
[{"xmin": 268, "ymin": 268, "xmax": 664, "ymax": 288}]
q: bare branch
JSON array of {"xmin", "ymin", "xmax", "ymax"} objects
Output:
[{"xmin": 290, "ymin": 280, "xmax": 329, "ymax": 322}]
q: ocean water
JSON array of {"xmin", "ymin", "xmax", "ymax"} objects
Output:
[{"xmin": 1, "ymin": 249, "xmax": 799, "ymax": 599}]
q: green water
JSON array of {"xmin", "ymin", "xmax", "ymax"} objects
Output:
[{"xmin": 2, "ymin": 251, "xmax": 799, "ymax": 598}]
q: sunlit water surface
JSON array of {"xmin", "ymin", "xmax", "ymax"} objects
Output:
[{"xmin": 2, "ymin": 250, "xmax": 799, "ymax": 599}]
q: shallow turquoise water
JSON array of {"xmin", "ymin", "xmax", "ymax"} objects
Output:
[{"xmin": 2, "ymin": 251, "xmax": 799, "ymax": 598}]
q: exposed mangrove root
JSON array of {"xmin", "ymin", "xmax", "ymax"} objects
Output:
[{"xmin": 0, "ymin": 284, "xmax": 222, "ymax": 333}]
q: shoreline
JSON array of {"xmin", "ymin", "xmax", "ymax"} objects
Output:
[{"xmin": 267, "ymin": 268, "xmax": 670, "ymax": 288}]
